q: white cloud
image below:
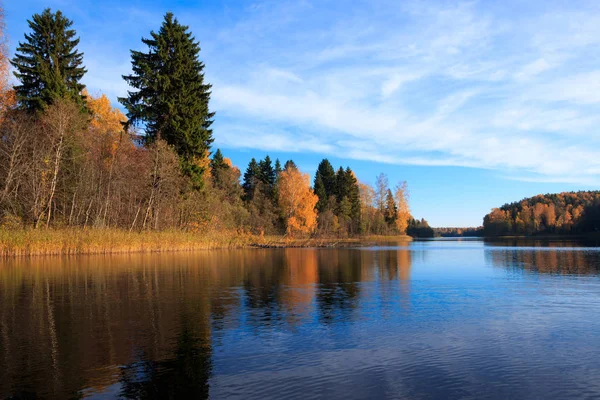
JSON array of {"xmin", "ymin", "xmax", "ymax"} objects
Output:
[
  {"xmin": 204, "ymin": 0, "xmax": 600, "ymax": 185},
  {"xmin": 18, "ymin": 0, "xmax": 598, "ymax": 186},
  {"xmin": 514, "ymin": 58, "xmax": 552, "ymax": 81}
]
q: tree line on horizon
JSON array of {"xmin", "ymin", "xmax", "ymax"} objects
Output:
[
  {"xmin": 0, "ymin": 7, "xmax": 434, "ymax": 236},
  {"xmin": 483, "ymin": 191, "xmax": 600, "ymax": 236},
  {"xmin": 433, "ymin": 227, "xmax": 483, "ymax": 237}
]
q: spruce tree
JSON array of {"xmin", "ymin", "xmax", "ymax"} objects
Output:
[
  {"xmin": 284, "ymin": 160, "xmax": 297, "ymax": 170},
  {"xmin": 120, "ymin": 12, "xmax": 214, "ymax": 188},
  {"xmin": 314, "ymin": 159, "xmax": 336, "ymax": 213},
  {"xmin": 334, "ymin": 167, "xmax": 347, "ymax": 202},
  {"xmin": 314, "ymin": 173, "xmax": 328, "ymax": 213},
  {"xmin": 345, "ymin": 167, "xmax": 361, "ymax": 231},
  {"xmin": 243, "ymin": 158, "xmax": 260, "ymax": 200},
  {"xmin": 384, "ymin": 189, "xmax": 397, "ymax": 225},
  {"xmin": 316, "ymin": 159, "xmax": 336, "ymax": 197},
  {"xmin": 210, "ymin": 149, "xmax": 227, "ymax": 171},
  {"xmin": 11, "ymin": 9, "xmax": 86, "ymax": 112},
  {"xmin": 274, "ymin": 159, "xmax": 282, "ymax": 176},
  {"xmin": 256, "ymin": 155, "xmax": 277, "ymax": 203},
  {"xmin": 258, "ymin": 155, "xmax": 276, "ymax": 187},
  {"xmin": 210, "ymin": 148, "xmax": 228, "ymax": 187}
]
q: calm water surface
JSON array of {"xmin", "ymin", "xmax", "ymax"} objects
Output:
[{"xmin": 2, "ymin": 239, "xmax": 600, "ymax": 399}]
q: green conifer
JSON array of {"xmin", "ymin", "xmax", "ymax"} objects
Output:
[
  {"xmin": 243, "ymin": 158, "xmax": 260, "ymax": 200},
  {"xmin": 11, "ymin": 9, "xmax": 87, "ymax": 112},
  {"xmin": 120, "ymin": 12, "xmax": 214, "ymax": 188},
  {"xmin": 314, "ymin": 159, "xmax": 337, "ymax": 213}
]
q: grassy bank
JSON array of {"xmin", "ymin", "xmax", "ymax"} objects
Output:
[
  {"xmin": 0, "ymin": 229, "xmax": 258, "ymax": 257},
  {"xmin": 0, "ymin": 229, "xmax": 414, "ymax": 257}
]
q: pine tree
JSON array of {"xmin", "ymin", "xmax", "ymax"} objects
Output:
[
  {"xmin": 210, "ymin": 149, "xmax": 226, "ymax": 170},
  {"xmin": 314, "ymin": 159, "xmax": 336, "ymax": 213},
  {"xmin": 120, "ymin": 12, "xmax": 214, "ymax": 188},
  {"xmin": 384, "ymin": 189, "xmax": 397, "ymax": 225},
  {"xmin": 210, "ymin": 148, "xmax": 228, "ymax": 187},
  {"xmin": 284, "ymin": 160, "xmax": 297, "ymax": 170},
  {"xmin": 334, "ymin": 167, "xmax": 347, "ymax": 202},
  {"xmin": 273, "ymin": 158, "xmax": 283, "ymax": 204},
  {"xmin": 11, "ymin": 9, "xmax": 86, "ymax": 112},
  {"xmin": 314, "ymin": 173, "xmax": 328, "ymax": 213},
  {"xmin": 243, "ymin": 158, "xmax": 260, "ymax": 200},
  {"xmin": 317, "ymin": 159, "xmax": 336, "ymax": 197},
  {"xmin": 258, "ymin": 155, "xmax": 276, "ymax": 187},
  {"xmin": 345, "ymin": 167, "xmax": 361, "ymax": 232},
  {"xmin": 274, "ymin": 159, "xmax": 282, "ymax": 176}
]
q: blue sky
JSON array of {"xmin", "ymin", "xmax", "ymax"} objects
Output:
[{"xmin": 5, "ymin": 0, "xmax": 600, "ymax": 226}]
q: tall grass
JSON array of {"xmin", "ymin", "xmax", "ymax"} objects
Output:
[
  {"xmin": 0, "ymin": 229, "xmax": 414, "ymax": 257},
  {"xmin": 0, "ymin": 228, "xmax": 257, "ymax": 257}
]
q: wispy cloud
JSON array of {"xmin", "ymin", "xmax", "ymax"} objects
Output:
[
  {"xmin": 8, "ymin": 0, "xmax": 599, "ymax": 185},
  {"xmin": 205, "ymin": 0, "xmax": 600, "ymax": 185}
]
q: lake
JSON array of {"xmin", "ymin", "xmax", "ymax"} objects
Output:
[{"xmin": 2, "ymin": 238, "xmax": 600, "ymax": 399}]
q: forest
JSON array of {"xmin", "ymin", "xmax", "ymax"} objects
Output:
[
  {"xmin": 483, "ymin": 191, "xmax": 600, "ymax": 236},
  {"xmin": 434, "ymin": 227, "xmax": 483, "ymax": 237},
  {"xmin": 0, "ymin": 8, "xmax": 433, "ymax": 241}
]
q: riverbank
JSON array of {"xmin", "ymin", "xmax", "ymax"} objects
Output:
[{"xmin": 0, "ymin": 229, "xmax": 413, "ymax": 257}]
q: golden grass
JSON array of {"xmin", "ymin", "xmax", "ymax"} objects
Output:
[
  {"xmin": 0, "ymin": 228, "xmax": 257, "ymax": 257},
  {"xmin": 0, "ymin": 229, "xmax": 414, "ymax": 257}
]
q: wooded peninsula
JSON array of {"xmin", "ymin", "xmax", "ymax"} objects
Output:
[
  {"xmin": 483, "ymin": 191, "xmax": 600, "ymax": 237},
  {"xmin": 0, "ymin": 9, "xmax": 435, "ymax": 255}
]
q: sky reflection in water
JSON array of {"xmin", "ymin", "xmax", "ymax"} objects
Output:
[{"xmin": 1, "ymin": 239, "xmax": 600, "ymax": 399}]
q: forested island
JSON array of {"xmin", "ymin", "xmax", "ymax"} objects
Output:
[
  {"xmin": 483, "ymin": 191, "xmax": 600, "ymax": 237},
  {"xmin": 0, "ymin": 9, "xmax": 435, "ymax": 255}
]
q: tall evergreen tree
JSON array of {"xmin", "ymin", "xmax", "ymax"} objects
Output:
[
  {"xmin": 384, "ymin": 189, "xmax": 397, "ymax": 225},
  {"xmin": 210, "ymin": 148, "xmax": 228, "ymax": 187},
  {"xmin": 334, "ymin": 167, "xmax": 347, "ymax": 202},
  {"xmin": 316, "ymin": 159, "xmax": 336, "ymax": 197},
  {"xmin": 258, "ymin": 155, "xmax": 276, "ymax": 187},
  {"xmin": 274, "ymin": 159, "xmax": 282, "ymax": 176},
  {"xmin": 345, "ymin": 167, "xmax": 361, "ymax": 231},
  {"xmin": 120, "ymin": 12, "xmax": 214, "ymax": 188},
  {"xmin": 242, "ymin": 158, "xmax": 260, "ymax": 201},
  {"xmin": 210, "ymin": 149, "xmax": 226, "ymax": 170},
  {"xmin": 314, "ymin": 173, "xmax": 328, "ymax": 213},
  {"xmin": 314, "ymin": 159, "xmax": 336, "ymax": 213},
  {"xmin": 284, "ymin": 160, "xmax": 297, "ymax": 171},
  {"xmin": 11, "ymin": 9, "xmax": 86, "ymax": 112}
]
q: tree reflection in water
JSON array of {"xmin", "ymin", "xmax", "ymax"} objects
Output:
[{"xmin": 0, "ymin": 247, "xmax": 412, "ymax": 398}]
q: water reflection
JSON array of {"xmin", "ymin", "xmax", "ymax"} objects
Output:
[
  {"xmin": 0, "ymin": 247, "xmax": 412, "ymax": 398},
  {"xmin": 4, "ymin": 241, "xmax": 600, "ymax": 399},
  {"xmin": 485, "ymin": 240, "xmax": 600, "ymax": 275}
]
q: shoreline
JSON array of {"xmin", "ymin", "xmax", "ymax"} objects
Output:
[
  {"xmin": 483, "ymin": 233, "xmax": 600, "ymax": 240},
  {"xmin": 0, "ymin": 229, "xmax": 413, "ymax": 258}
]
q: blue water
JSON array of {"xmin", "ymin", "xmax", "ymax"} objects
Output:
[{"xmin": 1, "ymin": 239, "xmax": 600, "ymax": 399}]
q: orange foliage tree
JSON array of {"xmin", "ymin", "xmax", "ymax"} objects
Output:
[
  {"xmin": 278, "ymin": 166, "xmax": 318, "ymax": 236},
  {"xmin": 394, "ymin": 181, "xmax": 410, "ymax": 234},
  {"xmin": 86, "ymin": 91, "xmax": 129, "ymax": 162},
  {"xmin": 87, "ymin": 91, "xmax": 127, "ymax": 133}
]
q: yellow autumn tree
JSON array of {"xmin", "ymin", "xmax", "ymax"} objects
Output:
[
  {"xmin": 87, "ymin": 91, "xmax": 127, "ymax": 133},
  {"xmin": 278, "ymin": 166, "xmax": 318, "ymax": 236},
  {"xmin": 394, "ymin": 181, "xmax": 410, "ymax": 234},
  {"xmin": 85, "ymin": 91, "xmax": 129, "ymax": 168}
]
